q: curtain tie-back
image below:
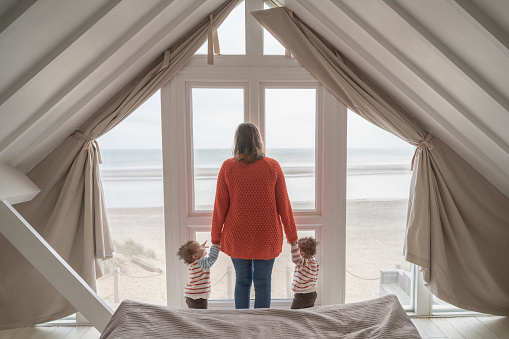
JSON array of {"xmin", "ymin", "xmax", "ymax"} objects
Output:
[
  {"xmin": 72, "ymin": 131, "xmax": 103, "ymax": 164},
  {"xmin": 411, "ymin": 133, "xmax": 433, "ymax": 171},
  {"xmin": 213, "ymin": 30, "xmax": 220, "ymax": 55},
  {"xmin": 206, "ymin": 13, "xmax": 221, "ymax": 66}
]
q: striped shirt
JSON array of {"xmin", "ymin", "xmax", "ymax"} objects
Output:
[
  {"xmin": 291, "ymin": 243, "xmax": 319, "ymax": 294},
  {"xmin": 184, "ymin": 244, "xmax": 220, "ymax": 300}
]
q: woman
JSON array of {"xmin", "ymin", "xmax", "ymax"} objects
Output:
[{"xmin": 211, "ymin": 122, "xmax": 298, "ymax": 309}]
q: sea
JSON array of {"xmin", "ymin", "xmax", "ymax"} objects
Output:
[{"xmin": 99, "ymin": 148, "xmax": 415, "ymax": 208}]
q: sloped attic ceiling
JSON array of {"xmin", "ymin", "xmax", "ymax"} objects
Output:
[{"xmin": 0, "ymin": 0, "xmax": 508, "ymax": 197}]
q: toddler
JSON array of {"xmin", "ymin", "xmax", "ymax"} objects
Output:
[
  {"xmin": 290, "ymin": 237, "xmax": 319, "ymax": 309},
  {"xmin": 177, "ymin": 240, "xmax": 220, "ymax": 309}
]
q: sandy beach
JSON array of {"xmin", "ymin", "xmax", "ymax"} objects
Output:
[{"xmin": 96, "ymin": 199, "xmax": 411, "ymax": 307}]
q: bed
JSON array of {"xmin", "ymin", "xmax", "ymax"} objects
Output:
[{"xmin": 99, "ymin": 294, "xmax": 421, "ymax": 338}]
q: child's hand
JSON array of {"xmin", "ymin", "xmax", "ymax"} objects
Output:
[
  {"xmin": 201, "ymin": 240, "xmax": 209, "ymax": 249},
  {"xmin": 289, "ymin": 241, "xmax": 298, "ymax": 246}
]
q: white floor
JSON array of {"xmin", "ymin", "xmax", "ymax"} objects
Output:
[
  {"xmin": 412, "ymin": 315, "xmax": 509, "ymax": 339},
  {"xmin": 0, "ymin": 325, "xmax": 100, "ymax": 339},
  {"xmin": 0, "ymin": 315, "xmax": 508, "ymax": 338}
]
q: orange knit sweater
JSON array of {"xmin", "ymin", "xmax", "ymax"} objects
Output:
[{"xmin": 211, "ymin": 157, "xmax": 298, "ymax": 260}]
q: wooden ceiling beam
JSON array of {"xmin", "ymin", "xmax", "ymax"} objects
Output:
[
  {"xmin": 0, "ymin": 200, "xmax": 114, "ymax": 333},
  {"xmin": 295, "ymin": 0, "xmax": 469, "ymax": 145},
  {"xmin": 328, "ymin": 0, "xmax": 509, "ymax": 156},
  {"xmin": 0, "ymin": 0, "xmax": 123, "ymax": 108},
  {"xmin": 448, "ymin": 0, "xmax": 509, "ymax": 57},
  {"xmin": 0, "ymin": 0, "xmax": 37, "ymax": 35},
  {"xmin": 383, "ymin": 0, "xmax": 509, "ymax": 150},
  {"xmin": 326, "ymin": 0, "xmax": 484, "ymax": 143}
]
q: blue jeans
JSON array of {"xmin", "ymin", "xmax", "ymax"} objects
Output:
[{"xmin": 231, "ymin": 258, "xmax": 275, "ymax": 309}]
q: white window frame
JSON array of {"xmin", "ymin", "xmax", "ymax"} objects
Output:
[
  {"xmin": 161, "ymin": 64, "xmax": 346, "ymax": 308},
  {"xmin": 160, "ymin": 0, "xmax": 347, "ymax": 310}
]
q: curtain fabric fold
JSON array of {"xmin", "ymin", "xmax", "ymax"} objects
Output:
[
  {"xmin": 0, "ymin": 0, "xmax": 238, "ymax": 330},
  {"xmin": 252, "ymin": 7, "xmax": 509, "ymax": 315}
]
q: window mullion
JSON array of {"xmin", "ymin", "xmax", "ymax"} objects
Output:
[
  {"xmin": 318, "ymin": 92, "xmax": 346, "ymax": 305},
  {"xmin": 415, "ymin": 268, "xmax": 433, "ymax": 316},
  {"xmin": 245, "ymin": 0, "xmax": 263, "ymax": 58},
  {"xmin": 162, "ymin": 76, "xmax": 187, "ymax": 308},
  {"xmin": 249, "ymin": 78, "xmax": 262, "ymax": 136}
]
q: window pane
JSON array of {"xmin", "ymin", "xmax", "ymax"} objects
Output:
[
  {"xmin": 195, "ymin": 231, "xmax": 233, "ymax": 300},
  {"xmin": 345, "ymin": 110, "xmax": 414, "ymax": 309},
  {"xmin": 196, "ymin": 0, "xmax": 245, "ymax": 55},
  {"xmin": 265, "ymin": 88, "xmax": 316, "ymax": 210},
  {"xmin": 192, "ymin": 88, "xmax": 244, "ymax": 211},
  {"xmin": 97, "ymin": 91, "xmax": 166, "ymax": 306},
  {"xmin": 263, "ymin": 2, "xmax": 286, "ymax": 55},
  {"xmin": 272, "ymin": 230, "xmax": 317, "ymax": 299}
]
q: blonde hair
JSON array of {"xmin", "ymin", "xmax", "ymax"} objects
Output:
[
  {"xmin": 233, "ymin": 122, "xmax": 265, "ymax": 164},
  {"xmin": 177, "ymin": 240, "xmax": 196, "ymax": 265},
  {"xmin": 298, "ymin": 237, "xmax": 319, "ymax": 257}
]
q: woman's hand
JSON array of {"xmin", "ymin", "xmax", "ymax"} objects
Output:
[{"xmin": 289, "ymin": 240, "xmax": 298, "ymax": 246}]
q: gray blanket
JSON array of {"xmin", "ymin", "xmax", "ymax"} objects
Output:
[{"xmin": 100, "ymin": 294, "xmax": 420, "ymax": 338}]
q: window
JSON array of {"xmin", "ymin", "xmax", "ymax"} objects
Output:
[
  {"xmin": 164, "ymin": 68, "xmax": 342, "ymax": 308},
  {"xmin": 272, "ymin": 229, "xmax": 319, "ymax": 299},
  {"xmin": 191, "ymin": 87, "xmax": 245, "ymax": 211},
  {"xmin": 97, "ymin": 91, "xmax": 166, "ymax": 306},
  {"xmin": 160, "ymin": 0, "xmax": 346, "ymax": 309},
  {"xmin": 263, "ymin": 1, "xmax": 286, "ymax": 55},
  {"xmin": 190, "ymin": 85, "xmax": 318, "ymax": 213},
  {"xmin": 265, "ymin": 87, "xmax": 317, "ymax": 210},
  {"xmin": 196, "ymin": 0, "xmax": 246, "ymax": 55},
  {"xmin": 345, "ymin": 110, "xmax": 415, "ymax": 310}
]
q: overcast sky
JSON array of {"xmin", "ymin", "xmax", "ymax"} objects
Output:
[{"xmin": 98, "ymin": 88, "xmax": 412, "ymax": 150}]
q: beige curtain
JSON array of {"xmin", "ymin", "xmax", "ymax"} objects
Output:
[
  {"xmin": 0, "ymin": 0, "xmax": 238, "ymax": 330},
  {"xmin": 252, "ymin": 7, "xmax": 509, "ymax": 315}
]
